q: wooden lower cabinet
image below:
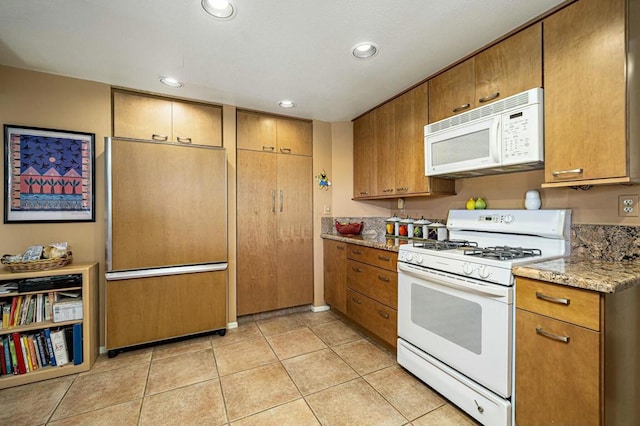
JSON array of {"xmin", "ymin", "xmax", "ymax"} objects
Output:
[
  {"xmin": 106, "ymin": 271, "xmax": 226, "ymax": 351},
  {"xmin": 347, "ymin": 289, "xmax": 397, "ymax": 347},
  {"xmin": 323, "ymin": 240, "xmax": 347, "ymax": 314}
]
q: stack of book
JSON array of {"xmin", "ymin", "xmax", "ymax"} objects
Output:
[
  {"xmin": 0, "ymin": 324, "xmax": 82, "ymax": 376},
  {"xmin": 0, "ymin": 293, "xmax": 57, "ymax": 329}
]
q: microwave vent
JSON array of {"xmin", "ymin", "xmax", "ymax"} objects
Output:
[{"xmin": 426, "ymin": 88, "xmax": 541, "ymax": 134}]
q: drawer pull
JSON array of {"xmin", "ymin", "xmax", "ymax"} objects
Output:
[
  {"xmin": 478, "ymin": 92, "xmax": 500, "ymax": 103},
  {"xmin": 396, "ymin": 187, "xmax": 408, "ymax": 192},
  {"xmin": 536, "ymin": 327, "xmax": 570, "ymax": 343},
  {"xmin": 452, "ymin": 103, "xmax": 471, "ymax": 113},
  {"xmin": 176, "ymin": 136, "xmax": 192, "ymax": 144},
  {"xmin": 359, "ymin": 191, "xmax": 369, "ymax": 195},
  {"xmin": 351, "ymin": 266, "xmax": 362, "ymax": 273},
  {"xmin": 378, "ymin": 255, "xmax": 390, "ymax": 262},
  {"xmin": 351, "ymin": 249, "xmax": 362, "ymax": 255},
  {"xmin": 378, "ymin": 310, "xmax": 390, "ymax": 319},
  {"xmin": 152, "ymin": 134, "xmax": 168, "ymax": 141},
  {"xmin": 382, "ymin": 188, "xmax": 394, "ymax": 193},
  {"xmin": 336, "ymin": 245, "xmax": 345, "ymax": 251},
  {"xmin": 262, "ymin": 145, "xmax": 275, "ymax": 151},
  {"xmin": 279, "ymin": 147, "xmax": 292, "ymax": 154},
  {"xmin": 351, "ymin": 297, "xmax": 362, "ymax": 304},
  {"xmin": 378, "ymin": 274, "xmax": 390, "ymax": 282},
  {"xmin": 552, "ymin": 168, "xmax": 583, "ymax": 179},
  {"xmin": 536, "ymin": 292, "xmax": 570, "ymax": 306}
]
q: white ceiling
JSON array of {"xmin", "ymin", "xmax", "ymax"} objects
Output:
[{"xmin": 0, "ymin": 0, "xmax": 565, "ymax": 122}]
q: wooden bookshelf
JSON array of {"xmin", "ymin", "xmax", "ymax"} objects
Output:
[{"xmin": 0, "ymin": 263, "xmax": 98, "ymax": 389}]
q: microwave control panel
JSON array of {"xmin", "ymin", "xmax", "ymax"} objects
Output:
[{"xmin": 501, "ymin": 103, "xmax": 542, "ymax": 164}]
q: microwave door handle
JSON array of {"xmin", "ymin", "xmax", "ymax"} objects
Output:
[{"xmin": 492, "ymin": 118, "xmax": 501, "ymax": 163}]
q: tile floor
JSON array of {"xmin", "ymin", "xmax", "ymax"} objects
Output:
[{"xmin": 0, "ymin": 310, "xmax": 479, "ymax": 425}]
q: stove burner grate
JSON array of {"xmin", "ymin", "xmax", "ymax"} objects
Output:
[
  {"xmin": 462, "ymin": 246, "xmax": 542, "ymax": 260},
  {"xmin": 413, "ymin": 239, "xmax": 478, "ymax": 251}
]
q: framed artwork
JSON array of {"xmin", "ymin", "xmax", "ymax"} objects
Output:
[{"xmin": 3, "ymin": 125, "xmax": 95, "ymax": 223}]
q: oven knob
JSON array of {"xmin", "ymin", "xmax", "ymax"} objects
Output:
[
  {"xmin": 415, "ymin": 254, "xmax": 423, "ymax": 264},
  {"xmin": 503, "ymin": 214, "xmax": 514, "ymax": 224},
  {"xmin": 478, "ymin": 265, "xmax": 490, "ymax": 278},
  {"xmin": 462, "ymin": 263, "xmax": 473, "ymax": 275},
  {"xmin": 405, "ymin": 252, "xmax": 413, "ymax": 261}
]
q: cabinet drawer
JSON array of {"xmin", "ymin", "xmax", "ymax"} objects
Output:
[
  {"xmin": 347, "ymin": 289, "xmax": 397, "ymax": 347},
  {"xmin": 516, "ymin": 277, "xmax": 600, "ymax": 331},
  {"xmin": 346, "ymin": 244, "xmax": 397, "ymax": 272},
  {"xmin": 347, "ymin": 260, "xmax": 397, "ymax": 309}
]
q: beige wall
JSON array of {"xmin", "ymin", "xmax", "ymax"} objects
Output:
[{"xmin": 312, "ymin": 121, "xmax": 332, "ymax": 307}]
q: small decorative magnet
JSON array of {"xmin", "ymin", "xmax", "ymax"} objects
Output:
[{"xmin": 315, "ymin": 169, "xmax": 331, "ymax": 190}]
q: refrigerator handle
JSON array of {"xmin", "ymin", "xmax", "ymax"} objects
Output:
[
  {"xmin": 280, "ymin": 190, "xmax": 284, "ymax": 212},
  {"xmin": 271, "ymin": 190, "xmax": 276, "ymax": 213}
]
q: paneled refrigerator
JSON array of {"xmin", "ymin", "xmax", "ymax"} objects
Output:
[{"xmin": 105, "ymin": 137, "xmax": 227, "ymax": 356}]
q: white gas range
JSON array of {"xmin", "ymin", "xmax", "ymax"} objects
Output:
[{"xmin": 397, "ymin": 209, "xmax": 571, "ymax": 426}]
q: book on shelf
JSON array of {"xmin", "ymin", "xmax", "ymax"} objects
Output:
[
  {"xmin": 2, "ymin": 303, "xmax": 10, "ymax": 328},
  {"xmin": 3, "ymin": 337, "xmax": 11, "ymax": 375},
  {"xmin": 72, "ymin": 323, "xmax": 82, "ymax": 365},
  {"xmin": 44, "ymin": 328, "xmax": 57, "ymax": 367},
  {"xmin": 8, "ymin": 338, "xmax": 17, "ymax": 374},
  {"xmin": 0, "ymin": 340, "xmax": 5, "ymax": 375},
  {"xmin": 50, "ymin": 329, "xmax": 69, "ymax": 366}
]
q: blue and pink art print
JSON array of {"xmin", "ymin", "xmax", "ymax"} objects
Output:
[{"xmin": 4, "ymin": 125, "xmax": 95, "ymax": 223}]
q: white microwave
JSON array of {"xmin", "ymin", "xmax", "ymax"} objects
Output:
[{"xmin": 425, "ymin": 88, "xmax": 544, "ymax": 179}]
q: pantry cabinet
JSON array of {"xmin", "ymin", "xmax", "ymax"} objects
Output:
[
  {"xmin": 237, "ymin": 112, "xmax": 313, "ymax": 315},
  {"xmin": 237, "ymin": 110, "xmax": 312, "ymax": 156},
  {"xmin": 112, "ymin": 90, "xmax": 222, "ymax": 146},
  {"xmin": 542, "ymin": 0, "xmax": 640, "ymax": 187},
  {"xmin": 352, "ymin": 83, "xmax": 455, "ymax": 200},
  {"xmin": 429, "ymin": 23, "xmax": 542, "ymax": 123},
  {"xmin": 515, "ymin": 277, "xmax": 640, "ymax": 425},
  {"xmin": 323, "ymin": 240, "xmax": 347, "ymax": 314}
]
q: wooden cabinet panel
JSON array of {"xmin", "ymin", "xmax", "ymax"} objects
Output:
[
  {"xmin": 172, "ymin": 101, "xmax": 222, "ymax": 146},
  {"xmin": 543, "ymin": 0, "xmax": 627, "ymax": 184},
  {"xmin": 353, "ymin": 114, "xmax": 375, "ymax": 198},
  {"xmin": 347, "ymin": 289, "xmax": 397, "ymax": 347},
  {"xmin": 236, "ymin": 110, "xmax": 278, "ymax": 152},
  {"xmin": 347, "ymin": 260, "xmax": 397, "ymax": 309},
  {"xmin": 236, "ymin": 150, "xmax": 278, "ymax": 315},
  {"xmin": 276, "ymin": 154, "xmax": 313, "ymax": 309},
  {"xmin": 373, "ymin": 101, "xmax": 396, "ymax": 196},
  {"xmin": 107, "ymin": 271, "xmax": 227, "ymax": 350},
  {"xmin": 516, "ymin": 308, "xmax": 600, "ymax": 426},
  {"xmin": 346, "ymin": 244, "xmax": 397, "ymax": 272},
  {"xmin": 474, "ymin": 23, "xmax": 542, "ymax": 107},
  {"xmin": 113, "ymin": 91, "xmax": 172, "ymax": 141},
  {"xmin": 323, "ymin": 240, "xmax": 347, "ymax": 313},
  {"xmin": 516, "ymin": 277, "xmax": 600, "ymax": 331},
  {"xmin": 429, "ymin": 59, "xmax": 475, "ymax": 123},
  {"xmin": 277, "ymin": 117, "xmax": 313, "ymax": 156}
]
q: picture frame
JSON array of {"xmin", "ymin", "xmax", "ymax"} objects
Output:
[{"xmin": 3, "ymin": 125, "xmax": 95, "ymax": 223}]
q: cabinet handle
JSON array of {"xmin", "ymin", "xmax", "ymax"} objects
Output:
[
  {"xmin": 262, "ymin": 145, "xmax": 275, "ymax": 152},
  {"xmin": 378, "ymin": 255, "xmax": 390, "ymax": 262},
  {"xmin": 377, "ymin": 310, "xmax": 390, "ymax": 319},
  {"xmin": 152, "ymin": 134, "xmax": 168, "ymax": 141},
  {"xmin": 552, "ymin": 168, "xmax": 583, "ymax": 179},
  {"xmin": 279, "ymin": 147, "xmax": 292, "ymax": 154},
  {"xmin": 478, "ymin": 92, "xmax": 500, "ymax": 103},
  {"xmin": 535, "ymin": 292, "xmax": 570, "ymax": 306},
  {"xmin": 378, "ymin": 274, "xmax": 390, "ymax": 282},
  {"xmin": 336, "ymin": 245, "xmax": 345, "ymax": 251},
  {"xmin": 176, "ymin": 136, "xmax": 192, "ymax": 144},
  {"xmin": 536, "ymin": 327, "xmax": 570, "ymax": 343},
  {"xmin": 279, "ymin": 190, "xmax": 284, "ymax": 212},
  {"xmin": 452, "ymin": 103, "xmax": 471, "ymax": 113},
  {"xmin": 359, "ymin": 191, "xmax": 369, "ymax": 196},
  {"xmin": 271, "ymin": 190, "xmax": 276, "ymax": 213},
  {"xmin": 351, "ymin": 249, "xmax": 362, "ymax": 255},
  {"xmin": 351, "ymin": 266, "xmax": 362, "ymax": 273},
  {"xmin": 351, "ymin": 297, "xmax": 362, "ymax": 304},
  {"xmin": 382, "ymin": 188, "xmax": 394, "ymax": 193},
  {"xmin": 396, "ymin": 187, "xmax": 408, "ymax": 192}
]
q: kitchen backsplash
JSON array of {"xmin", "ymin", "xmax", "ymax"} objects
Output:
[{"xmin": 322, "ymin": 217, "xmax": 640, "ymax": 261}]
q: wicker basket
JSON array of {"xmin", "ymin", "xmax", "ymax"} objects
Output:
[{"xmin": 1, "ymin": 251, "xmax": 73, "ymax": 273}]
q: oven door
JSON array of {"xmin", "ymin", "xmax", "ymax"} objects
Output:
[{"xmin": 398, "ymin": 262, "xmax": 513, "ymax": 398}]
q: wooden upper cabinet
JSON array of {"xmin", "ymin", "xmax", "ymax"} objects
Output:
[
  {"xmin": 353, "ymin": 113, "xmax": 375, "ymax": 198},
  {"xmin": 237, "ymin": 110, "xmax": 311, "ymax": 156},
  {"xmin": 374, "ymin": 101, "xmax": 396, "ymax": 196},
  {"xmin": 543, "ymin": 0, "xmax": 631, "ymax": 186},
  {"xmin": 475, "ymin": 23, "xmax": 542, "ymax": 106},
  {"xmin": 112, "ymin": 90, "xmax": 222, "ymax": 146},
  {"xmin": 429, "ymin": 58, "xmax": 475, "ymax": 123},
  {"xmin": 429, "ymin": 23, "xmax": 542, "ymax": 123}
]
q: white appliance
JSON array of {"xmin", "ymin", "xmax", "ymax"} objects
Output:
[
  {"xmin": 397, "ymin": 209, "xmax": 571, "ymax": 426},
  {"xmin": 425, "ymin": 88, "xmax": 544, "ymax": 179}
]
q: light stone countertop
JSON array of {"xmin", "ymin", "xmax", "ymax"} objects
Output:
[
  {"xmin": 512, "ymin": 256, "xmax": 640, "ymax": 293},
  {"xmin": 321, "ymin": 233, "xmax": 411, "ymax": 252}
]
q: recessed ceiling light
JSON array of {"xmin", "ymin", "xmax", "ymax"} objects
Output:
[
  {"xmin": 201, "ymin": 0, "xmax": 235, "ymax": 19},
  {"xmin": 278, "ymin": 100, "xmax": 296, "ymax": 108},
  {"xmin": 352, "ymin": 42, "xmax": 379, "ymax": 60},
  {"xmin": 159, "ymin": 77, "xmax": 183, "ymax": 88}
]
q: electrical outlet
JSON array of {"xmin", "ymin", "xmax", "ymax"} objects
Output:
[
  {"xmin": 323, "ymin": 205, "xmax": 331, "ymax": 215},
  {"xmin": 618, "ymin": 195, "xmax": 639, "ymax": 217}
]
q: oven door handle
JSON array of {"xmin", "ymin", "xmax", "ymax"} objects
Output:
[{"xmin": 398, "ymin": 262, "xmax": 509, "ymax": 298}]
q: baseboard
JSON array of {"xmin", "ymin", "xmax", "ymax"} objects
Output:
[
  {"xmin": 312, "ymin": 304, "xmax": 330, "ymax": 312},
  {"xmin": 227, "ymin": 321, "xmax": 238, "ymax": 329},
  {"xmin": 99, "ymin": 346, "xmax": 107, "ymax": 354}
]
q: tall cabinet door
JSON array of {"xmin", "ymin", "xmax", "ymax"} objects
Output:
[
  {"xmin": 276, "ymin": 154, "xmax": 313, "ymax": 308},
  {"xmin": 236, "ymin": 150, "xmax": 278, "ymax": 315}
]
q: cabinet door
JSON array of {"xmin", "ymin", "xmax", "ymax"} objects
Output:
[
  {"xmin": 347, "ymin": 289, "xmax": 397, "ymax": 347},
  {"xmin": 394, "ymin": 83, "xmax": 430, "ymax": 195},
  {"xmin": 516, "ymin": 309, "xmax": 601, "ymax": 425},
  {"xmin": 172, "ymin": 102, "xmax": 222, "ymax": 146},
  {"xmin": 543, "ymin": 0, "xmax": 626, "ymax": 183},
  {"xmin": 347, "ymin": 260, "xmax": 397, "ymax": 309},
  {"xmin": 236, "ymin": 110, "xmax": 277, "ymax": 152},
  {"xmin": 374, "ymin": 101, "xmax": 396, "ymax": 196},
  {"xmin": 277, "ymin": 117, "xmax": 312, "ymax": 156},
  {"xmin": 236, "ymin": 150, "xmax": 278, "ymax": 315},
  {"xmin": 323, "ymin": 240, "xmax": 347, "ymax": 314},
  {"xmin": 353, "ymin": 113, "xmax": 375, "ymax": 198},
  {"xmin": 474, "ymin": 23, "xmax": 542, "ymax": 106},
  {"xmin": 113, "ymin": 91, "xmax": 172, "ymax": 141},
  {"xmin": 428, "ymin": 58, "xmax": 475, "ymax": 123},
  {"xmin": 276, "ymin": 154, "xmax": 313, "ymax": 309}
]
